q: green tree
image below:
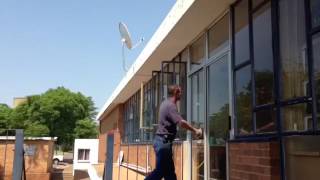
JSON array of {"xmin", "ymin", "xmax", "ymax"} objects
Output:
[
  {"xmin": 3, "ymin": 87, "xmax": 97, "ymax": 149},
  {"xmin": 25, "ymin": 122, "xmax": 50, "ymax": 137},
  {"xmin": 74, "ymin": 118, "xmax": 98, "ymax": 139},
  {"xmin": 0, "ymin": 104, "xmax": 12, "ymax": 134}
]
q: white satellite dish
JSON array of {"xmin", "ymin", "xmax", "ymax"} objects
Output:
[
  {"xmin": 118, "ymin": 22, "xmax": 144, "ymax": 72},
  {"xmin": 119, "ymin": 22, "xmax": 133, "ymax": 49}
]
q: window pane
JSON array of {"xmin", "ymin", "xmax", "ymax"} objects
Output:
[
  {"xmin": 313, "ymin": 33, "xmax": 320, "ymax": 129},
  {"xmin": 191, "ymin": 70, "xmax": 205, "ymax": 180},
  {"xmin": 310, "ymin": 0, "xmax": 320, "ymax": 28},
  {"xmin": 208, "ymin": 56, "xmax": 229, "ymax": 142},
  {"xmin": 285, "ymin": 136, "xmax": 320, "ymax": 180},
  {"xmin": 282, "ymin": 103, "xmax": 312, "ymax": 131},
  {"xmin": 78, "ymin": 149, "xmax": 84, "ymax": 160},
  {"xmin": 253, "ymin": 2, "xmax": 274, "ymax": 105},
  {"xmin": 256, "ymin": 108, "xmax": 276, "ymax": 133},
  {"xmin": 279, "ymin": 0, "xmax": 308, "ymax": 100},
  {"xmin": 208, "ymin": 13, "xmax": 229, "ymax": 58},
  {"xmin": 84, "ymin": 149, "xmax": 90, "ymax": 160},
  {"xmin": 207, "ymin": 56, "xmax": 229, "ymax": 180},
  {"xmin": 190, "ymin": 35, "xmax": 205, "ymax": 69},
  {"xmin": 234, "ymin": 0, "xmax": 250, "ymax": 65},
  {"xmin": 235, "ymin": 65, "xmax": 253, "ymax": 135},
  {"xmin": 191, "ymin": 70, "xmax": 205, "ymax": 132}
]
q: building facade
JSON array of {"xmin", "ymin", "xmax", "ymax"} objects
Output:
[{"xmin": 97, "ymin": 0, "xmax": 320, "ymax": 179}]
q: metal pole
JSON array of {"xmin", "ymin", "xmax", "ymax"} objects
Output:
[{"xmin": 12, "ymin": 129, "xmax": 24, "ymax": 180}]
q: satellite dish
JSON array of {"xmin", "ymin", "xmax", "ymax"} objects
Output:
[
  {"xmin": 119, "ymin": 22, "xmax": 133, "ymax": 49},
  {"xmin": 118, "ymin": 22, "xmax": 144, "ymax": 72}
]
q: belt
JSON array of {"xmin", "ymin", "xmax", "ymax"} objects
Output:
[{"xmin": 156, "ymin": 134, "xmax": 174, "ymax": 143}]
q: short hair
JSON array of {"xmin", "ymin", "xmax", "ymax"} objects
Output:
[{"xmin": 168, "ymin": 85, "xmax": 181, "ymax": 97}]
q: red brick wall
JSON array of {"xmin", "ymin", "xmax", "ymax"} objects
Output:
[{"xmin": 229, "ymin": 141, "xmax": 280, "ymax": 180}]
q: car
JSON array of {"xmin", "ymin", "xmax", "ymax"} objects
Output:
[{"xmin": 53, "ymin": 154, "xmax": 63, "ymax": 165}]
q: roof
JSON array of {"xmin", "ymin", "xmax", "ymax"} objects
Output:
[{"xmin": 0, "ymin": 136, "xmax": 58, "ymax": 141}]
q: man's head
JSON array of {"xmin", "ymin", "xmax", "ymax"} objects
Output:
[{"xmin": 168, "ymin": 85, "xmax": 182, "ymax": 101}]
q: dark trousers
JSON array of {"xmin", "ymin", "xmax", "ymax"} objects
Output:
[{"xmin": 145, "ymin": 135, "xmax": 177, "ymax": 180}]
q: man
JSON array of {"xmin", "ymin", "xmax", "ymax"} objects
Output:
[{"xmin": 145, "ymin": 85, "xmax": 202, "ymax": 180}]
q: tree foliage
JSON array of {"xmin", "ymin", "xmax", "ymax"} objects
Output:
[
  {"xmin": 74, "ymin": 118, "xmax": 98, "ymax": 139},
  {"xmin": 0, "ymin": 87, "xmax": 97, "ymax": 148}
]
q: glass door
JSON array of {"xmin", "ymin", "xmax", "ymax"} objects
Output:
[
  {"xmin": 207, "ymin": 54, "xmax": 229, "ymax": 180},
  {"xmin": 190, "ymin": 69, "xmax": 205, "ymax": 180}
]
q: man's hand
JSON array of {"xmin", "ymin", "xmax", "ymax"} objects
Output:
[{"xmin": 194, "ymin": 128, "xmax": 203, "ymax": 139}]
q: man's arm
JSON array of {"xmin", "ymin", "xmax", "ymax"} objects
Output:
[{"xmin": 179, "ymin": 119, "xmax": 202, "ymax": 138}]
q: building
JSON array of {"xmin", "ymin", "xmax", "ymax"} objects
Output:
[
  {"xmin": 73, "ymin": 139, "xmax": 99, "ymax": 177},
  {"xmin": 13, "ymin": 97, "xmax": 27, "ymax": 108},
  {"xmin": 97, "ymin": 0, "xmax": 320, "ymax": 179},
  {"xmin": 0, "ymin": 136, "xmax": 56, "ymax": 180}
]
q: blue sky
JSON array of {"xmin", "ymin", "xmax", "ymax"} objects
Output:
[{"xmin": 0, "ymin": 0, "xmax": 175, "ymax": 110}]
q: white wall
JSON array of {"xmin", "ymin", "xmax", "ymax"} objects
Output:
[{"xmin": 73, "ymin": 139, "xmax": 99, "ymax": 171}]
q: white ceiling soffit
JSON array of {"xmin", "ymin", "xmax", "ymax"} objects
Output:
[{"xmin": 97, "ymin": 0, "xmax": 235, "ymax": 120}]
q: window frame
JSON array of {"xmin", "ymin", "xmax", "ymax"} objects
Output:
[{"xmin": 231, "ymin": 0, "xmax": 320, "ymax": 138}]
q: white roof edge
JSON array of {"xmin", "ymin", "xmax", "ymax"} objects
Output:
[
  {"xmin": 96, "ymin": 0, "xmax": 195, "ymax": 120},
  {"xmin": 0, "ymin": 136, "xmax": 58, "ymax": 141}
]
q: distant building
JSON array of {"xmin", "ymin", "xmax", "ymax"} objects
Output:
[
  {"xmin": 13, "ymin": 97, "xmax": 27, "ymax": 108},
  {"xmin": 73, "ymin": 139, "xmax": 99, "ymax": 178}
]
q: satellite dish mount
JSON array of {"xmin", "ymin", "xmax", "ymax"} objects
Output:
[{"xmin": 119, "ymin": 22, "xmax": 144, "ymax": 72}]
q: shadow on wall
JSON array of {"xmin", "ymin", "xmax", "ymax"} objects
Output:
[
  {"xmin": 25, "ymin": 143, "xmax": 46, "ymax": 172},
  {"xmin": 0, "ymin": 164, "xmax": 3, "ymax": 179},
  {"xmin": 74, "ymin": 170, "xmax": 90, "ymax": 180}
]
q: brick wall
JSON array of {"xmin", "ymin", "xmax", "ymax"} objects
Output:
[
  {"xmin": 0, "ymin": 139, "xmax": 54, "ymax": 180},
  {"xmin": 229, "ymin": 141, "xmax": 280, "ymax": 180}
]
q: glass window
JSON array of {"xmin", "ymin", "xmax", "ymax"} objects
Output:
[
  {"xmin": 190, "ymin": 70, "xmax": 205, "ymax": 180},
  {"xmin": 234, "ymin": 0, "xmax": 250, "ymax": 66},
  {"xmin": 313, "ymin": 33, "xmax": 320, "ymax": 129},
  {"xmin": 235, "ymin": 65, "xmax": 253, "ymax": 135},
  {"xmin": 285, "ymin": 136, "xmax": 320, "ymax": 180},
  {"xmin": 279, "ymin": 0, "xmax": 308, "ymax": 100},
  {"xmin": 310, "ymin": 0, "xmax": 320, "ymax": 28},
  {"xmin": 207, "ymin": 56, "xmax": 229, "ymax": 180},
  {"xmin": 282, "ymin": 103, "xmax": 311, "ymax": 131},
  {"xmin": 190, "ymin": 35, "xmax": 206, "ymax": 69},
  {"xmin": 208, "ymin": 13, "xmax": 230, "ymax": 58},
  {"xmin": 208, "ymin": 57, "xmax": 230, "ymax": 142},
  {"xmin": 78, "ymin": 149, "xmax": 90, "ymax": 161},
  {"xmin": 253, "ymin": 2, "xmax": 274, "ymax": 105},
  {"xmin": 256, "ymin": 108, "xmax": 276, "ymax": 133},
  {"xmin": 191, "ymin": 70, "xmax": 205, "ymax": 130}
]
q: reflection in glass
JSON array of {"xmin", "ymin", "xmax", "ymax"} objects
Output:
[
  {"xmin": 234, "ymin": 0, "xmax": 250, "ymax": 65},
  {"xmin": 313, "ymin": 33, "xmax": 320, "ymax": 129},
  {"xmin": 253, "ymin": 2, "xmax": 274, "ymax": 105},
  {"xmin": 208, "ymin": 56, "xmax": 228, "ymax": 179},
  {"xmin": 235, "ymin": 65, "xmax": 253, "ymax": 135},
  {"xmin": 191, "ymin": 70, "xmax": 205, "ymax": 180},
  {"xmin": 256, "ymin": 108, "xmax": 276, "ymax": 133},
  {"xmin": 191, "ymin": 70, "xmax": 205, "ymax": 130},
  {"xmin": 310, "ymin": 0, "xmax": 320, "ymax": 28},
  {"xmin": 190, "ymin": 35, "xmax": 205, "ymax": 70},
  {"xmin": 208, "ymin": 13, "xmax": 229, "ymax": 58},
  {"xmin": 283, "ymin": 103, "xmax": 311, "ymax": 131},
  {"xmin": 285, "ymin": 136, "xmax": 320, "ymax": 180},
  {"xmin": 279, "ymin": 0, "xmax": 308, "ymax": 100}
]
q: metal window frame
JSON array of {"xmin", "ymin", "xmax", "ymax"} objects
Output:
[{"xmin": 231, "ymin": 0, "xmax": 320, "ymax": 179}]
